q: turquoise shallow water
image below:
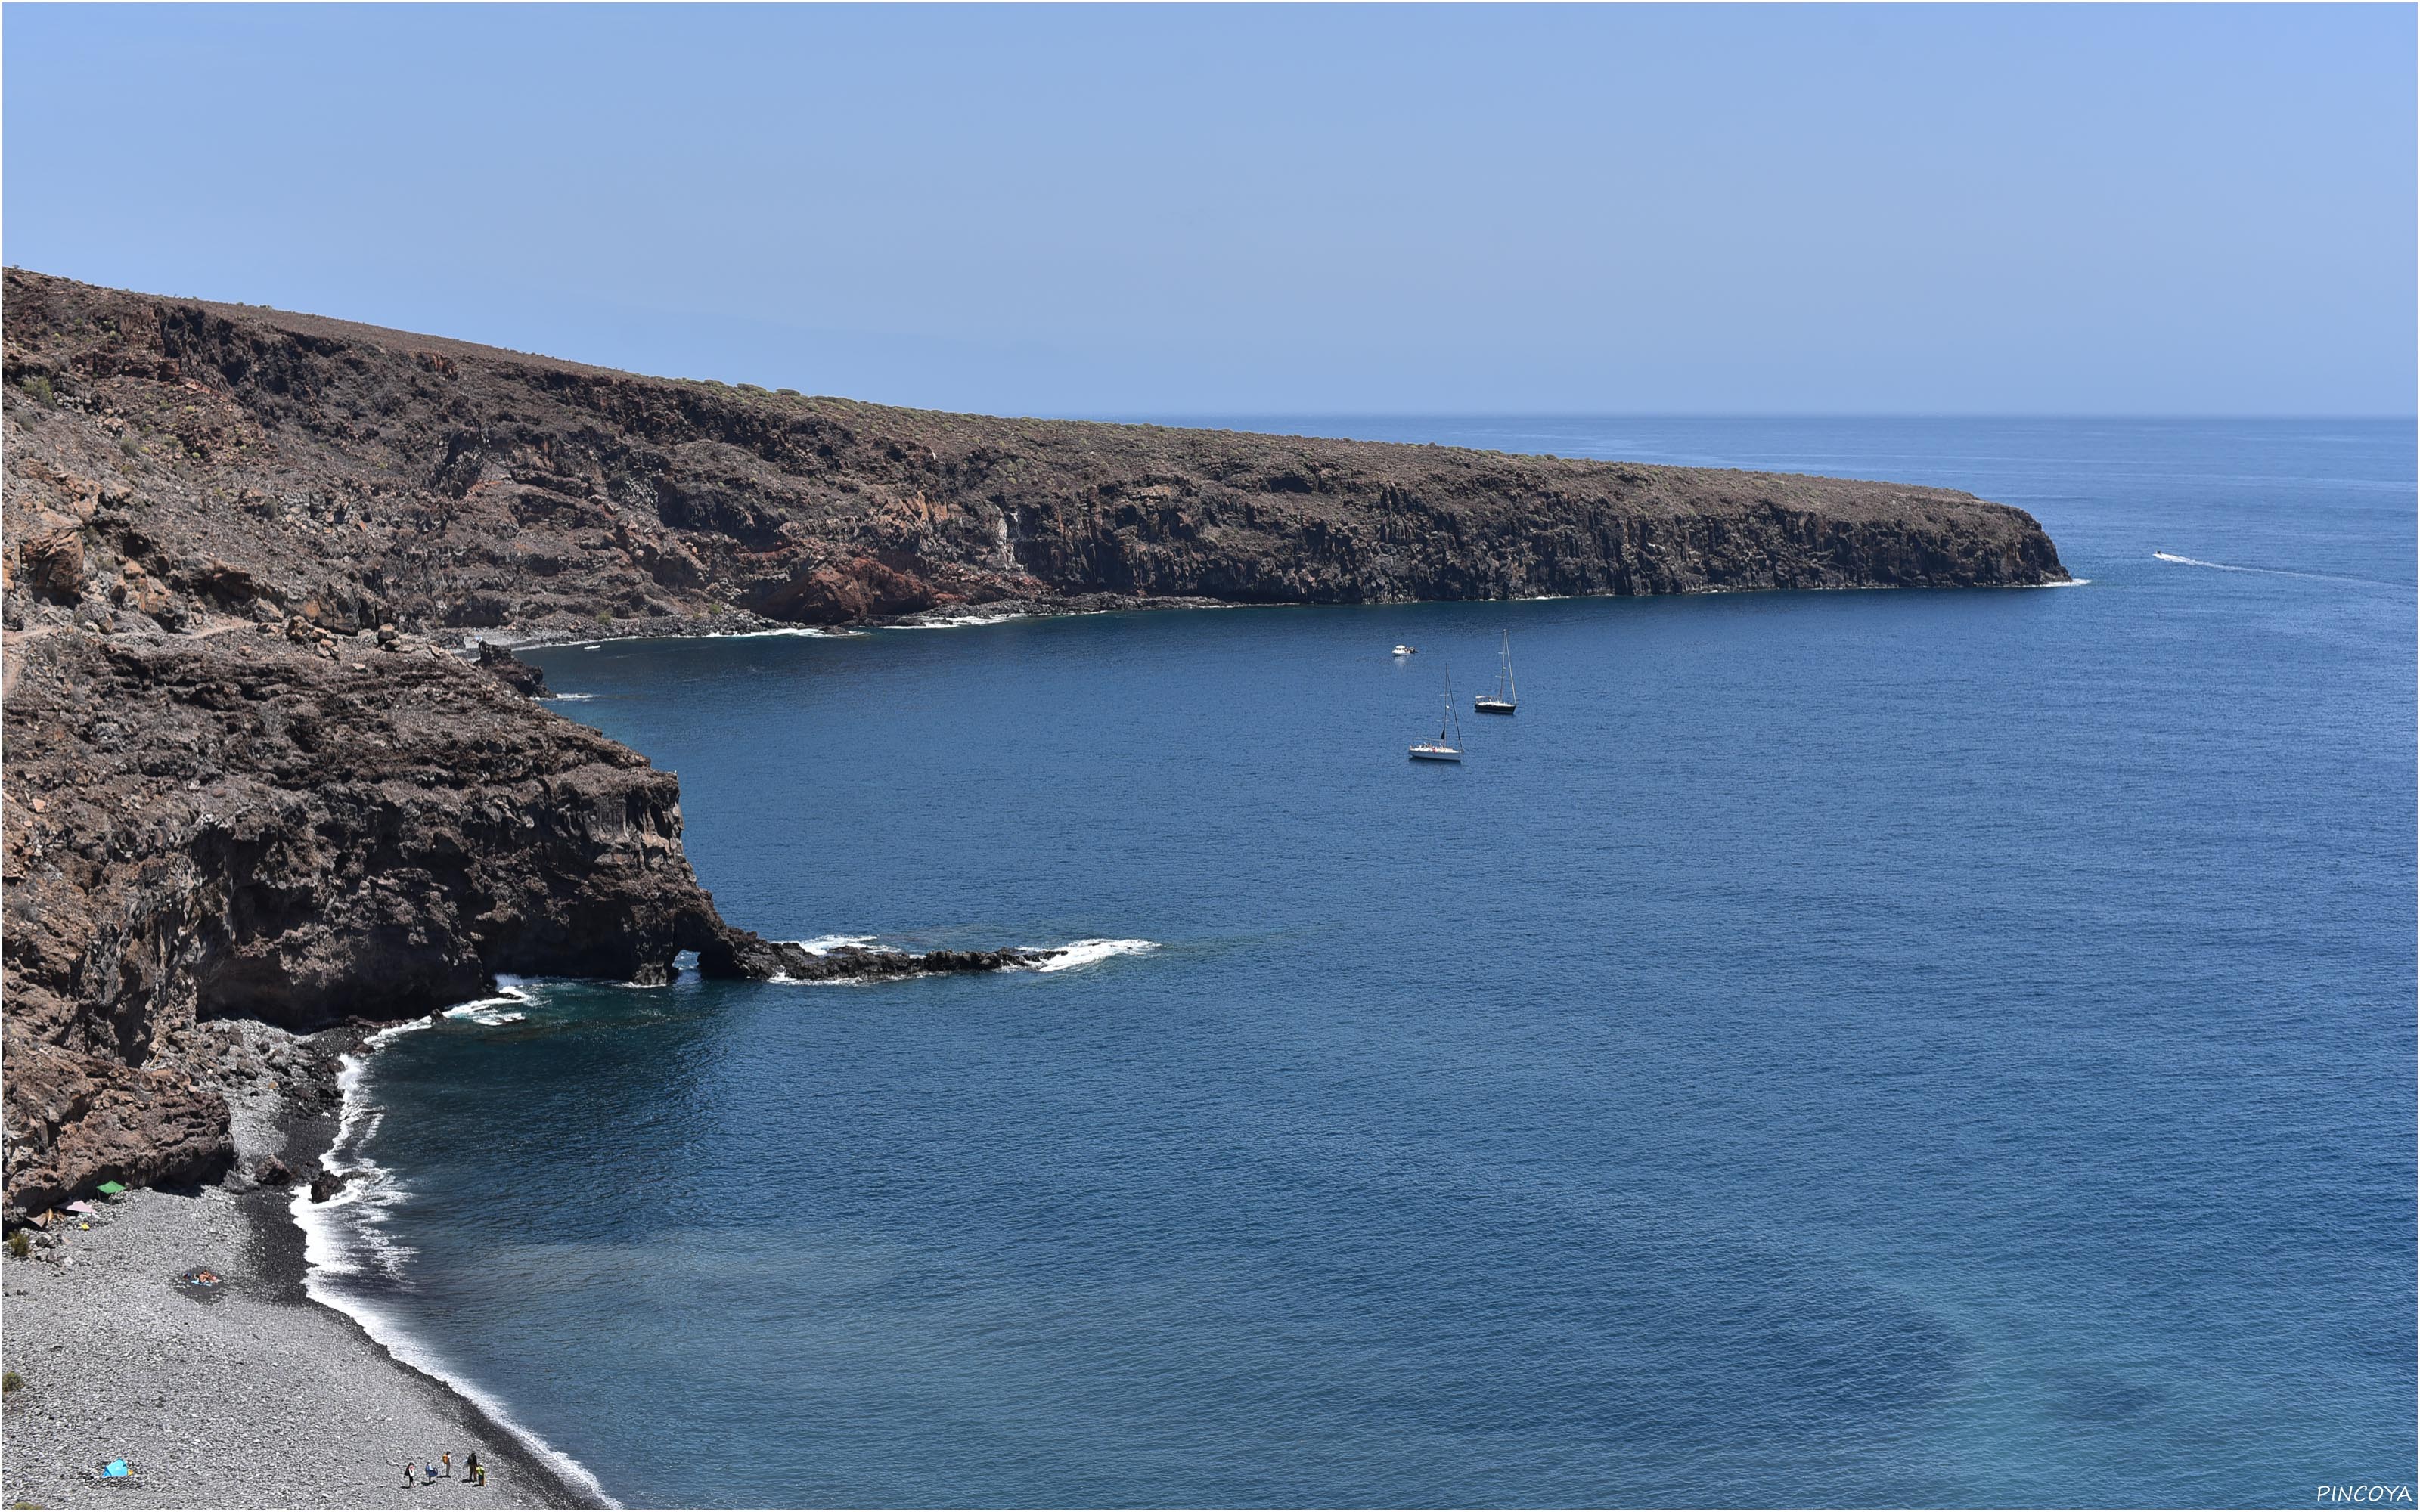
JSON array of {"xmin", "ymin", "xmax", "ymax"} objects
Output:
[{"xmin": 318, "ymin": 419, "xmax": 2413, "ymax": 1507}]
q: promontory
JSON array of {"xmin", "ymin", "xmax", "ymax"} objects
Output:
[{"xmin": 0, "ymin": 267, "xmax": 2069, "ymax": 1216}]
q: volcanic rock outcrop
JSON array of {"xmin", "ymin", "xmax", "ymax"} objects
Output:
[
  {"xmin": 1, "ymin": 268, "xmax": 2065, "ymax": 652},
  {"xmin": 1, "ymin": 268, "xmax": 2069, "ymax": 1215}
]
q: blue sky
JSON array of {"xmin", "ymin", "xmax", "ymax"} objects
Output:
[{"xmin": 5, "ymin": 5, "xmax": 2411, "ymax": 416}]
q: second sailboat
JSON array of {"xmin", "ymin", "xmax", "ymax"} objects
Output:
[
  {"xmin": 1410, "ymin": 668, "xmax": 1466, "ymax": 761},
  {"xmin": 1475, "ymin": 631, "xmax": 1517, "ymax": 714}
]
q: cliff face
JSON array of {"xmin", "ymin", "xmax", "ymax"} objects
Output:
[
  {"xmin": 0, "ymin": 268, "xmax": 2068, "ymax": 1216},
  {"xmin": 0, "ymin": 268, "xmax": 2065, "ymax": 653},
  {"xmin": 0, "ymin": 629, "xmax": 728, "ymax": 1216}
]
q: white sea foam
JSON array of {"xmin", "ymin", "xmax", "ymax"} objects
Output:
[
  {"xmin": 541, "ymin": 692, "xmax": 599, "ymax": 702},
  {"xmin": 291, "ymin": 986, "xmax": 622, "ymax": 1508},
  {"xmin": 766, "ymin": 936, "xmax": 1159, "ymax": 982},
  {"xmin": 519, "ymin": 624, "xmax": 828, "ymax": 653},
  {"xmin": 888, "ymin": 612, "xmax": 1024, "ymax": 631},
  {"xmin": 791, "ymin": 934, "xmax": 886, "ymax": 956},
  {"xmin": 442, "ymin": 983, "xmax": 534, "ymax": 1025},
  {"xmin": 761, "ymin": 935, "xmax": 893, "ymax": 985},
  {"xmin": 1022, "ymin": 937, "xmax": 1161, "ymax": 972}
]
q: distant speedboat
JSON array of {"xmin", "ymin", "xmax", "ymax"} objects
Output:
[
  {"xmin": 1393, "ymin": 644, "xmax": 1416, "ymax": 656},
  {"xmin": 1409, "ymin": 669, "xmax": 1465, "ymax": 762},
  {"xmin": 1474, "ymin": 630, "xmax": 1517, "ymax": 714}
]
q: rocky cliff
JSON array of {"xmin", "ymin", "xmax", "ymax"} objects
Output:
[
  {"xmin": 0, "ymin": 268, "xmax": 2065, "ymax": 649},
  {"xmin": 0, "ymin": 268, "xmax": 2069, "ymax": 1216}
]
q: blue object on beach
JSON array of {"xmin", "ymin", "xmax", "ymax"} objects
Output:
[{"xmin": 102, "ymin": 1460, "xmax": 129, "ymax": 1478}]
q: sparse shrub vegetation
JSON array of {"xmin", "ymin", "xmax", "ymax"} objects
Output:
[
  {"xmin": 4, "ymin": 1231, "xmax": 27, "ymax": 1260},
  {"xmin": 2, "ymin": 1369, "xmax": 21, "ymax": 1392},
  {"xmin": 17, "ymin": 376, "xmax": 52, "ymax": 405},
  {"xmin": 776, "ymin": 388, "xmax": 800, "ymax": 397}
]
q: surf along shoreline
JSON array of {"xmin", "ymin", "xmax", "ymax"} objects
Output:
[
  {"xmin": 184, "ymin": 934, "xmax": 1158, "ymax": 1510},
  {"xmin": 0, "ymin": 1012, "xmax": 599, "ymax": 1510}
]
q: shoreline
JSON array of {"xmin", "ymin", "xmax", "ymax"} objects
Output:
[
  {"xmin": 0, "ymin": 1019, "xmax": 607, "ymax": 1511},
  {"xmin": 478, "ymin": 576, "xmax": 2088, "ymax": 656},
  {"xmin": 283, "ymin": 1018, "xmax": 615, "ymax": 1510},
  {"xmin": 479, "ymin": 592, "xmax": 1237, "ymax": 652}
]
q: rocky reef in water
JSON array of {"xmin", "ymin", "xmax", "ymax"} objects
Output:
[{"xmin": 0, "ymin": 268, "xmax": 2069, "ymax": 1216}]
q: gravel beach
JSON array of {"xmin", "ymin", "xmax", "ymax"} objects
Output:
[{"xmin": 2, "ymin": 1030, "xmax": 600, "ymax": 1510}]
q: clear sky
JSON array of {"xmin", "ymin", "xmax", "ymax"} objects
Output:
[{"xmin": 5, "ymin": 4, "xmax": 2412, "ymax": 416}]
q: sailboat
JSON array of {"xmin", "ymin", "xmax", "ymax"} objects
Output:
[
  {"xmin": 1409, "ymin": 670, "xmax": 1465, "ymax": 762},
  {"xmin": 1474, "ymin": 631, "xmax": 1517, "ymax": 714}
]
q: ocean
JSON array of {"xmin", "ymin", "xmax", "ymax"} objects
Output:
[{"xmin": 302, "ymin": 418, "xmax": 2415, "ymax": 1507}]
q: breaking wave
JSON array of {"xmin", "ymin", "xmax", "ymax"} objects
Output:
[
  {"xmin": 293, "ymin": 985, "xmax": 618, "ymax": 1506},
  {"xmin": 888, "ymin": 612, "xmax": 1025, "ymax": 631},
  {"xmin": 1022, "ymin": 938, "xmax": 1161, "ymax": 972},
  {"xmin": 791, "ymin": 934, "xmax": 889, "ymax": 956},
  {"xmin": 701, "ymin": 625, "xmax": 828, "ymax": 640},
  {"xmin": 442, "ymin": 981, "xmax": 534, "ymax": 1026},
  {"xmin": 765, "ymin": 936, "xmax": 1160, "ymax": 982}
]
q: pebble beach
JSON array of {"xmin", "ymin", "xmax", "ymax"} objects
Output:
[{"xmin": 1, "ymin": 1033, "xmax": 597, "ymax": 1511}]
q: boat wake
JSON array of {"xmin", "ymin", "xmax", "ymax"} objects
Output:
[
  {"xmin": 2154, "ymin": 550, "xmax": 2258, "ymax": 572},
  {"xmin": 294, "ymin": 984, "xmax": 619, "ymax": 1507},
  {"xmin": 2153, "ymin": 551, "xmax": 2407, "ymax": 588}
]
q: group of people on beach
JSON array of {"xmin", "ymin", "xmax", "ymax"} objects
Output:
[{"xmin": 403, "ymin": 1451, "xmax": 486, "ymax": 1489}]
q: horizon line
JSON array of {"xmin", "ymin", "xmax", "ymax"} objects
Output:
[{"xmin": 1086, "ymin": 411, "xmax": 2420, "ymax": 423}]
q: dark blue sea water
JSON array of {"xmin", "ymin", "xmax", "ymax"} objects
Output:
[{"xmin": 315, "ymin": 419, "xmax": 2415, "ymax": 1507}]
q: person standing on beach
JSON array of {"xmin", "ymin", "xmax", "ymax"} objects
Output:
[
  {"xmin": 443, "ymin": 1453, "xmax": 453, "ymax": 1479},
  {"xmin": 404, "ymin": 1460, "xmax": 415, "ymax": 1489}
]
